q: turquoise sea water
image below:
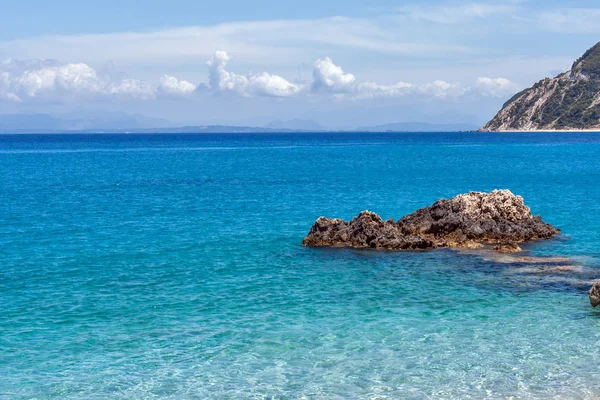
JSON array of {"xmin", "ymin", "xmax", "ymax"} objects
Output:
[{"xmin": 2, "ymin": 132, "xmax": 600, "ymax": 399}]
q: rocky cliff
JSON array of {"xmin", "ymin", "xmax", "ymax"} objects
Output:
[
  {"xmin": 302, "ymin": 190, "xmax": 559, "ymax": 251},
  {"xmin": 481, "ymin": 42, "xmax": 600, "ymax": 131}
]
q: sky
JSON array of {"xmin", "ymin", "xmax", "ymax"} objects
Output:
[{"xmin": 1, "ymin": 0, "xmax": 600, "ymax": 128}]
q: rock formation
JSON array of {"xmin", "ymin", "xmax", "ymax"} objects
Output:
[
  {"xmin": 302, "ymin": 190, "xmax": 560, "ymax": 251},
  {"xmin": 302, "ymin": 211, "xmax": 435, "ymax": 250},
  {"xmin": 481, "ymin": 42, "xmax": 600, "ymax": 131}
]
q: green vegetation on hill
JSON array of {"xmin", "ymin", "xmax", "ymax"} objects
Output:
[
  {"xmin": 572, "ymin": 42, "xmax": 600, "ymax": 79},
  {"xmin": 502, "ymin": 87, "xmax": 530, "ymax": 109},
  {"xmin": 482, "ymin": 42, "xmax": 600, "ymax": 131},
  {"xmin": 534, "ymin": 80, "xmax": 600, "ymax": 128}
]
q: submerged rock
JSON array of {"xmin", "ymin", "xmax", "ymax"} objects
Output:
[
  {"xmin": 302, "ymin": 190, "xmax": 560, "ymax": 251},
  {"xmin": 506, "ymin": 265, "xmax": 583, "ymax": 275},
  {"xmin": 488, "ymin": 256, "xmax": 572, "ymax": 264}
]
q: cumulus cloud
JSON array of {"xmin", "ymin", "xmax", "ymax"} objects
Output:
[
  {"xmin": 312, "ymin": 57, "xmax": 469, "ymax": 99},
  {"xmin": 206, "ymin": 51, "xmax": 301, "ymax": 97},
  {"xmin": 312, "ymin": 57, "xmax": 356, "ymax": 93},
  {"xmin": 203, "ymin": 51, "xmax": 479, "ymax": 103},
  {"xmin": 158, "ymin": 75, "xmax": 197, "ymax": 95},
  {"xmin": 475, "ymin": 77, "xmax": 520, "ymax": 97},
  {"xmin": 0, "ymin": 63, "xmax": 96, "ymax": 102},
  {"xmin": 0, "ymin": 58, "xmax": 196, "ymax": 102},
  {"xmin": 0, "ymin": 58, "xmax": 61, "ymax": 74},
  {"xmin": 16, "ymin": 63, "xmax": 101, "ymax": 97},
  {"xmin": 355, "ymin": 81, "xmax": 415, "ymax": 99},
  {"xmin": 309, "ymin": 57, "xmax": 520, "ymax": 100},
  {"xmin": 421, "ymin": 80, "xmax": 465, "ymax": 98},
  {"xmin": 0, "ymin": 53, "xmax": 521, "ymax": 106},
  {"xmin": 0, "ymin": 71, "xmax": 17, "ymax": 101},
  {"xmin": 109, "ymin": 79, "xmax": 156, "ymax": 99},
  {"xmin": 312, "ymin": 57, "xmax": 414, "ymax": 98}
]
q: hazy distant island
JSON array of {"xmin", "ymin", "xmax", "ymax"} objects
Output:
[
  {"xmin": 0, "ymin": 114, "xmax": 478, "ymax": 134},
  {"xmin": 481, "ymin": 42, "xmax": 600, "ymax": 131}
]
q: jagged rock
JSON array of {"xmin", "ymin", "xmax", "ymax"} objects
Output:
[
  {"xmin": 302, "ymin": 211, "xmax": 435, "ymax": 250},
  {"xmin": 397, "ymin": 190, "xmax": 558, "ymax": 245},
  {"xmin": 302, "ymin": 190, "xmax": 560, "ymax": 251},
  {"xmin": 590, "ymin": 281, "xmax": 600, "ymax": 307},
  {"xmin": 493, "ymin": 242, "xmax": 523, "ymax": 254}
]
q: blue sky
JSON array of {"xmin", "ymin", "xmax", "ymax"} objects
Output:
[
  {"xmin": 1, "ymin": 0, "xmax": 600, "ymax": 128},
  {"xmin": 0, "ymin": 0, "xmax": 459, "ymax": 38}
]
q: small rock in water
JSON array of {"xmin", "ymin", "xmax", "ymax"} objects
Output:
[{"xmin": 589, "ymin": 281, "xmax": 600, "ymax": 307}]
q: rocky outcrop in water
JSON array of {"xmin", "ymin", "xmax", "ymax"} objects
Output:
[{"xmin": 302, "ymin": 190, "xmax": 560, "ymax": 251}]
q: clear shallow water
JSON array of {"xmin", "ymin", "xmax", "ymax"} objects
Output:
[{"xmin": 1, "ymin": 132, "xmax": 600, "ymax": 399}]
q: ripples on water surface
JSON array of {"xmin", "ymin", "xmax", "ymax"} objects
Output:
[{"xmin": 2, "ymin": 132, "xmax": 600, "ymax": 399}]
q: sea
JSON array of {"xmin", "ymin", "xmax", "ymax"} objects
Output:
[{"xmin": 1, "ymin": 132, "xmax": 600, "ymax": 399}]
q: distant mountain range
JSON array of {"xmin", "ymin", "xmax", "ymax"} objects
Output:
[
  {"xmin": 482, "ymin": 42, "xmax": 600, "ymax": 131},
  {"xmin": 0, "ymin": 112, "xmax": 173, "ymax": 133},
  {"xmin": 264, "ymin": 119, "xmax": 326, "ymax": 131},
  {"xmin": 0, "ymin": 113, "xmax": 478, "ymax": 134}
]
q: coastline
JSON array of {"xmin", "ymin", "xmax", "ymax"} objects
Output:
[{"xmin": 480, "ymin": 129, "xmax": 600, "ymax": 133}]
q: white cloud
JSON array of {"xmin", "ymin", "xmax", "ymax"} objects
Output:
[
  {"xmin": 206, "ymin": 51, "xmax": 301, "ymax": 97},
  {"xmin": 310, "ymin": 58, "xmax": 519, "ymax": 100},
  {"xmin": 0, "ymin": 71, "xmax": 20, "ymax": 102},
  {"xmin": 109, "ymin": 79, "xmax": 156, "ymax": 99},
  {"xmin": 421, "ymin": 80, "xmax": 465, "ymax": 98},
  {"xmin": 0, "ymin": 58, "xmax": 197, "ymax": 102},
  {"xmin": 15, "ymin": 63, "xmax": 101, "ymax": 97},
  {"xmin": 312, "ymin": 57, "xmax": 356, "ymax": 93},
  {"xmin": 0, "ymin": 53, "xmax": 521, "ymax": 105},
  {"xmin": 248, "ymin": 72, "xmax": 302, "ymax": 97},
  {"xmin": 158, "ymin": 75, "xmax": 197, "ymax": 95},
  {"xmin": 204, "ymin": 53, "xmax": 461, "ymax": 100},
  {"xmin": 0, "ymin": 58, "xmax": 61, "ymax": 74},
  {"xmin": 475, "ymin": 77, "xmax": 520, "ymax": 97},
  {"xmin": 355, "ymin": 82, "xmax": 415, "ymax": 99},
  {"xmin": 312, "ymin": 57, "xmax": 464, "ymax": 100}
]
